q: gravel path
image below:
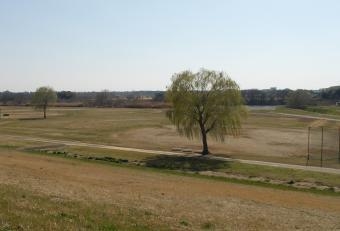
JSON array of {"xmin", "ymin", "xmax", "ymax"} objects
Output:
[{"xmin": 273, "ymin": 112, "xmax": 340, "ymax": 122}]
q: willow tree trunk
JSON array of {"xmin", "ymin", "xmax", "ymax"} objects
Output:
[
  {"xmin": 201, "ymin": 130, "xmax": 209, "ymax": 155},
  {"xmin": 43, "ymin": 105, "xmax": 47, "ymax": 119},
  {"xmin": 199, "ymin": 117, "xmax": 209, "ymax": 155}
]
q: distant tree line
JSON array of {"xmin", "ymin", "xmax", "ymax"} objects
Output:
[
  {"xmin": 0, "ymin": 86, "xmax": 339, "ymax": 108},
  {"xmin": 0, "ymin": 90, "xmax": 166, "ymax": 108},
  {"xmin": 320, "ymin": 86, "xmax": 340, "ymax": 102},
  {"xmin": 242, "ymin": 86, "xmax": 340, "ymax": 108},
  {"xmin": 0, "ymin": 91, "xmax": 33, "ymax": 105},
  {"xmin": 241, "ymin": 88, "xmax": 292, "ymax": 105}
]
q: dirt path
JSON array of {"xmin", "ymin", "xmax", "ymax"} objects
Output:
[
  {"xmin": 0, "ymin": 150, "xmax": 340, "ymax": 230},
  {"xmin": 1, "ymin": 134, "xmax": 340, "ymax": 175}
]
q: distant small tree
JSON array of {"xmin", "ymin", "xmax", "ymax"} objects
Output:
[
  {"xmin": 57, "ymin": 91, "xmax": 76, "ymax": 102},
  {"xmin": 153, "ymin": 92, "xmax": 165, "ymax": 102},
  {"xmin": 32, "ymin": 87, "xmax": 57, "ymax": 119},
  {"xmin": 287, "ymin": 89, "xmax": 313, "ymax": 109},
  {"xmin": 166, "ymin": 69, "xmax": 246, "ymax": 155},
  {"xmin": 1, "ymin": 91, "xmax": 15, "ymax": 105}
]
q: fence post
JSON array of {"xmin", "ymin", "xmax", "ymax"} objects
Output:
[
  {"xmin": 306, "ymin": 127, "xmax": 311, "ymax": 166},
  {"xmin": 320, "ymin": 127, "xmax": 324, "ymax": 167}
]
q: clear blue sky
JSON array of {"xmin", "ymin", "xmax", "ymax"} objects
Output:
[{"xmin": 1, "ymin": 0, "xmax": 339, "ymax": 92}]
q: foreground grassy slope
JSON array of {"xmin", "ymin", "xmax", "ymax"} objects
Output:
[
  {"xmin": 0, "ymin": 185, "xmax": 161, "ymax": 231},
  {"xmin": 1, "ymin": 148, "xmax": 340, "ymax": 230}
]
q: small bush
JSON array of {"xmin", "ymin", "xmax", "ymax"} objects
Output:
[
  {"xmin": 179, "ymin": 220, "xmax": 189, "ymax": 226},
  {"xmin": 287, "ymin": 90, "xmax": 313, "ymax": 109},
  {"xmin": 201, "ymin": 222, "xmax": 214, "ymax": 230}
]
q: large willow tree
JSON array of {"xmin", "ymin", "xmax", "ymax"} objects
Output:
[{"xmin": 166, "ymin": 69, "xmax": 246, "ymax": 155}]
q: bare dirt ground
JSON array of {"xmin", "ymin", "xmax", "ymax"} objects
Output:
[
  {"xmin": 0, "ymin": 150, "xmax": 340, "ymax": 230},
  {"xmin": 119, "ymin": 126, "xmax": 308, "ymax": 158}
]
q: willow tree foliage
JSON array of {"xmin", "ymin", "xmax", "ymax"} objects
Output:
[
  {"xmin": 166, "ymin": 69, "xmax": 246, "ymax": 155},
  {"xmin": 32, "ymin": 86, "xmax": 57, "ymax": 119}
]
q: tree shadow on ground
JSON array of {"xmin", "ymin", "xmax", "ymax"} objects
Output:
[
  {"xmin": 144, "ymin": 155, "xmax": 229, "ymax": 172},
  {"xmin": 18, "ymin": 118, "xmax": 44, "ymax": 121}
]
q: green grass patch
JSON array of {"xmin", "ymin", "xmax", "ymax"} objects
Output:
[
  {"xmin": 305, "ymin": 106, "xmax": 340, "ymax": 116},
  {"xmin": 246, "ymin": 111, "xmax": 310, "ymax": 128},
  {"xmin": 221, "ymin": 162, "xmax": 340, "ymax": 187},
  {"xmin": 65, "ymin": 146, "xmax": 155, "ymax": 161},
  {"xmin": 276, "ymin": 106, "xmax": 340, "ymax": 118}
]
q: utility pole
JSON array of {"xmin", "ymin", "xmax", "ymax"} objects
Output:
[
  {"xmin": 306, "ymin": 127, "xmax": 311, "ymax": 166},
  {"xmin": 320, "ymin": 127, "xmax": 324, "ymax": 167},
  {"xmin": 338, "ymin": 127, "xmax": 340, "ymax": 164}
]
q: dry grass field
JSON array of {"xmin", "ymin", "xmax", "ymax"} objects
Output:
[{"xmin": 0, "ymin": 106, "xmax": 339, "ymax": 166}]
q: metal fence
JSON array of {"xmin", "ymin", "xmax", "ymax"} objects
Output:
[{"xmin": 306, "ymin": 127, "xmax": 340, "ymax": 167}]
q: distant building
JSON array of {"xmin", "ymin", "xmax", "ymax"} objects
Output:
[
  {"xmin": 137, "ymin": 96, "xmax": 153, "ymax": 101},
  {"xmin": 336, "ymin": 101, "xmax": 340, "ymax": 106}
]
